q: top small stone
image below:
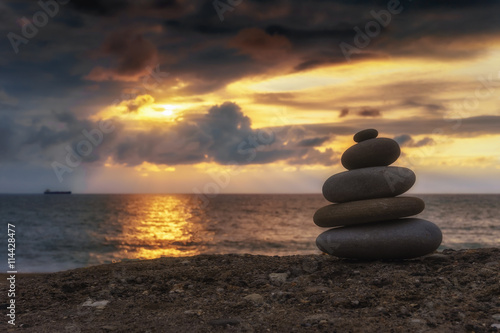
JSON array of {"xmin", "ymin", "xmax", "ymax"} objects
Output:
[{"xmin": 353, "ymin": 129, "xmax": 378, "ymax": 143}]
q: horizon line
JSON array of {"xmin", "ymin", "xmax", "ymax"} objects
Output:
[{"xmin": 1, "ymin": 192, "xmax": 499, "ymax": 195}]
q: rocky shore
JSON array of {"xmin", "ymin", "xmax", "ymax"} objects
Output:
[{"xmin": 1, "ymin": 248, "xmax": 500, "ymax": 332}]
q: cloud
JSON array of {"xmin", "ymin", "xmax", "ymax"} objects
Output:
[
  {"xmin": 288, "ymin": 148, "xmax": 339, "ymax": 166},
  {"xmin": 403, "ymin": 99, "xmax": 444, "ymax": 113},
  {"xmin": 229, "ymin": 28, "xmax": 292, "ymax": 61},
  {"xmin": 358, "ymin": 108, "xmax": 381, "ymax": 117},
  {"xmin": 103, "ymin": 102, "xmax": 338, "ymax": 167},
  {"xmin": 296, "ymin": 136, "xmax": 330, "ymax": 147},
  {"xmin": 68, "ymin": 0, "xmax": 498, "ymax": 96},
  {"xmin": 121, "ymin": 95, "xmax": 155, "ymax": 113},
  {"xmin": 3, "ymin": 0, "xmax": 500, "ymax": 112},
  {"xmin": 300, "ymin": 115, "xmax": 500, "ymax": 139},
  {"xmin": 0, "ymin": 89, "xmax": 18, "ymax": 106},
  {"xmin": 394, "ymin": 134, "xmax": 412, "ymax": 146},
  {"xmin": 85, "ymin": 29, "xmax": 159, "ymax": 81},
  {"xmin": 339, "ymin": 108, "xmax": 349, "ymax": 118},
  {"xmin": 394, "ymin": 134, "xmax": 435, "ymax": 147},
  {"xmin": 0, "ymin": 116, "xmax": 18, "ymax": 160},
  {"xmin": 68, "ymin": 0, "xmax": 131, "ymax": 16}
]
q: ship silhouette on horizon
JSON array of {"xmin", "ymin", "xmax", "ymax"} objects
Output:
[{"xmin": 44, "ymin": 189, "xmax": 72, "ymax": 195}]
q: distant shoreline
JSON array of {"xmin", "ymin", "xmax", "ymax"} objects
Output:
[{"xmin": 2, "ymin": 248, "xmax": 499, "ymax": 332}]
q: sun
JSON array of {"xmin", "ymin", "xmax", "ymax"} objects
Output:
[
  {"xmin": 161, "ymin": 105, "xmax": 175, "ymax": 117},
  {"xmin": 141, "ymin": 103, "xmax": 178, "ymax": 120},
  {"xmin": 91, "ymin": 95, "xmax": 191, "ymax": 128}
]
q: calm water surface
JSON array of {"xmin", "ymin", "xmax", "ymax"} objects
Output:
[{"xmin": 0, "ymin": 194, "xmax": 498, "ymax": 272}]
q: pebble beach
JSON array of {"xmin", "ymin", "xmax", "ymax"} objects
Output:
[{"xmin": 2, "ymin": 248, "xmax": 500, "ymax": 332}]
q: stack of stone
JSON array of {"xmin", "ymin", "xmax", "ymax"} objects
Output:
[{"xmin": 314, "ymin": 129, "xmax": 442, "ymax": 260}]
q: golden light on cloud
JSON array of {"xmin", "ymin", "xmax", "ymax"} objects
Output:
[
  {"xmin": 91, "ymin": 95, "xmax": 190, "ymax": 128},
  {"xmin": 223, "ymin": 58, "xmax": 470, "ymax": 128},
  {"xmin": 83, "ymin": 44, "xmax": 500, "ymax": 195},
  {"xmin": 134, "ymin": 162, "xmax": 176, "ymax": 177}
]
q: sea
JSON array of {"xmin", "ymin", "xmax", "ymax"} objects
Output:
[{"xmin": 0, "ymin": 194, "xmax": 499, "ymax": 273}]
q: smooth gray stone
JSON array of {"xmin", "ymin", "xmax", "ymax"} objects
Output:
[
  {"xmin": 316, "ymin": 218, "xmax": 442, "ymax": 259},
  {"xmin": 341, "ymin": 138, "xmax": 400, "ymax": 170},
  {"xmin": 313, "ymin": 197, "xmax": 425, "ymax": 227},
  {"xmin": 322, "ymin": 166, "xmax": 416, "ymax": 203},
  {"xmin": 353, "ymin": 128, "xmax": 378, "ymax": 142}
]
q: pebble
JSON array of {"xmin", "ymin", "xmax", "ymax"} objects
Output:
[
  {"xmin": 316, "ymin": 218, "xmax": 442, "ymax": 259},
  {"xmin": 243, "ymin": 293, "xmax": 264, "ymax": 304},
  {"xmin": 101, "ymin": 326, "xmax": 117, "ymax": 331},
  {"xmin": 492, "ymin": 314, "xmax": 500, "ymax": 320},
  {"xmin": 169, "ymin": 284, "xmax": 184, "ymax": 293},
  {"xmin": 269, "ymin": 272, "xmax": 289, "ymax": 284},
  {"xmin": 353, "ymin": 128, "xmax": 378, "ymax": 142},
  {"xmin": 81, "ymin": 299, "xmax": 110, "ymax": 309},
  {"xmin": 322, "ymin": 166, "xmax": 416, "ymax": 203},
  {"xmin": 341, "ymin": 138, "xmax": 400, "ymax": 170},
  {"xmin": 313, "ymin": 197, "xmax": 425, "ymax": 227}
]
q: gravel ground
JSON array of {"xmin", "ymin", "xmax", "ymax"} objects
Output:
[{"xmin": 1, "ymin": 248, "xmax": 500, "ymax": 332}]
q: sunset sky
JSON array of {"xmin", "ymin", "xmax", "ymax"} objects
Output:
[{"xmin": 1, "ymin": 0, "xmax": 499, "ymax": 194}]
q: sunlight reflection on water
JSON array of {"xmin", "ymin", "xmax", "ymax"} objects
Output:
[{"xmin": 96, "ymin": 195, "xmax": 212, "ymax": 262}]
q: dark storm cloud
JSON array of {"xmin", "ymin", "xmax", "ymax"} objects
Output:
[
  {"xmin": 23, "ymin": 111, "xmax": 95, "ymax": 149},
  {"xmin": 3, "ymin": 0, "xmax": 500, "ymax": 109},
  {"xmin": 102, "ymin": 30, "xmax": 158, "ymax": 75},
  {"xmin": 59, "ymin": 0, "xmax": 500, "ymax": 94},
  {"xmin": 264, "ymin": 24, "xmax": 353, "ymax": 40},
  {"xmin": 85, "ymin": 29, "xmax": 159, "ymax": 81},
  {"xmin": 68, "ymin": 0, "xmax": 131, "ymax": 16}
]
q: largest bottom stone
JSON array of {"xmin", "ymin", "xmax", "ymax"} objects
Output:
[{"xmin": 316, "ymin": 218, "xmax": 442, "ymax": 259}]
